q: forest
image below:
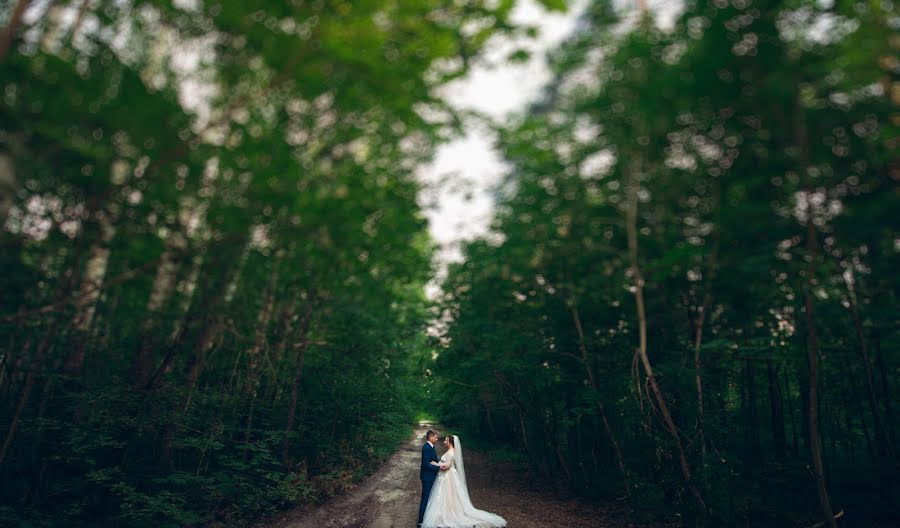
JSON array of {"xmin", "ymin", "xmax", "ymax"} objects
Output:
[{"xmin": 1, "ymin": 0, "xmax": 897, "ymax": 527}]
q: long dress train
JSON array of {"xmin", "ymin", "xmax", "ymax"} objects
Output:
[{"xmin": 421, "ymin": 442, "xmax": 506, "ymax": 528}]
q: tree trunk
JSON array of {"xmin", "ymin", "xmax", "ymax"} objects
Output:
[
  {"xmin": 841, "ymin": 398, "xmax": 856, "ymax": 463},
  {"xmin": 259, "ymin": 299, "xmax": 297, "ymax": 402},
  {"xmin": 767, "ymin": 360, "xmax": 787, "ymax": 460},
  {"xmin": 844, "ymin": 272, "xmax": 891, "ymax": 458},
  {"xmin": 0, "ymin": 310, "xmax": 28, "ymax": 400},
  {"xmin": 625, "ymin": 160, "xmax": 707, "ymax": 513},
  {"xmin": 494, "ymin": 372, "xmax": 532, "ymax": 460},
  {"xmin": 854, "ymin": 377, "xmax": 875, "ymax": 457},
  {"xmin": 66, "ymin": 0, "xmax": 91, "ymax": 44},
  {"xmin": 803, "ymin": 217, "xmax": 838, "ymax": 528},
  {"xmin": 242, "ymin": 264, "xmax": 279, "ymax": 459},
  {"xmin": 245, "ymin": 264, "xmax": 279, "ymax": 393},
  {"xmin": 874, "ymin": 337, "xmax": 896, "ymax": 449},
  {"xmin": 693, "ymin": 292, "xmax": 711, "ymax": 458},
  {"xmin": 570, "ymin": 305, "xmax": 629, "ymax": 491},
  {"xmin": 169, "ymin": 253, "xmax": 204, "ymax": 342},
  {"xmin": 0, "ymin": 317, "xmax": 60, "ymax": 465},
  {"xmin": 182, "ymin": 317, "xmax": 217, "ymax": 412},
  {"xmin": 281, "ymin": 301, "xmax": 314, "ymax": 464},
  {"xmin": 0, "ymin": 150, "xmax": 16, "ymax": 225},
  {"xmin": 784, "ymin": 368, "xmax": 800, "ymax": 456},
  {"xmin": 693, "ymin": 185, "xmax": 719, "ymax": 460},
  {"xmin": 482, "ymin": 401, "xmax": 498, "ymax": 439},
  {"xmin": 179, "ymin": 235, "xmax": 248, "ymax": 404},
  {"xmin": 0, "ymin": 0, "xmax": 32, "ymax": 62},
  {"xmin": 516, "ymin": 407, "xmax": 529, "ymax": 457},
  {"xmin": 147, "ymin": 232, "xmax": 184, "ymax": 312},
  {"xmin": 132, "ymin": 231, "xmax": 186, "ymax": 387},
  {"xmin": 797, "ymin": 103, "xmax": 838, "ymax": 528},
  {"xmin": 554, "ymin": 441, "xmax": 573, "ymax": 484},
  {"xmin": 744, "ymin": 361, "xmax": 762, "ymax": 465},
  {"xmin": 160, "ymin": 237, "xmax": 246, "ymax": 469},
  {"xmin": 64, "ymin": 218, "xmax": 115, "ymax": 374}
]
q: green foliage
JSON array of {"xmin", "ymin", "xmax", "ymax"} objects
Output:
[
  {"xmin": 536, "ymin": 0, "xmax": 569, "ymax": 13},
  {"xmin": 431, "ymin": 0, "xmax": 899, "ymax": 525},
  {"xmin": 2, "ymin": 0, "xmax": 896, "ymax": 526},
  {"xmin": 0, "ymin": 0, "xmax": 541, "ymax": 526}
]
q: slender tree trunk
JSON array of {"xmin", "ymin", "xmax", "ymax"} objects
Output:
[
  {"xmin": 844, "ymin": 353, "xmax": 876, "ymax": 459},
  {"xmin": 65, "ymin": 219, "xmax": 115, "ymax": 374},
  {"xmin": 516, "ymin": 407, "xmax": 529, "ymax": 455},
  {"xmin": 745, "ymin": 361, "xmax": 762, "ymax": 465},
  {"xmin": 37, "ymin": 2, "xmax": 62, "ymax": 52},
  {"xmin": 245, "ymin": 265, "xmax": 278, "ymax": 392},
  {"xmin": 855, "ymin": 383, "xmax": 875, "ymax": 458},
  {"xmin": 67, "ymin": 0, "xmax": 91, "ymax": 44},
  {"xmin": 570, "ymin": 305, "xmax": 629, "ymax": 490},
  {"xmin": 0, "ymin": 309, "xmax": 27, "ymax": 400},
  {"xmin": 844, "ymin": 272, "xmax": 891, "ymax": 457},
  {"xmin": 160, "ymin": 311, "xmax": 222, "ymax": 471},
  {"xmin": 282, "ymin": 301, "xmax": 314, "ymax": 464},
  {"xmin": 4, "ymin": 259, "xmax": 78, "ymax": 471},
  {"xmin": 768, "ymin": 360, "xmax": 787, "ymax": 460},
  {"xmin": 261, "ymin": 298, "xmax": 298, "ymax": 402},
  {"xmin": 693, "ymin": 292, "xmax": 710, "ymax": 458},
  {"xmin": 242, "ymin": 265, "xmax": 279, "ymax": 460},
  {"xmin": 0, "ymin": 150, "xmax": 16, "ymax": 226},
  {"xmin": 494, "ymin": 372, "xmax": 532, "ymax": 460},
  {"xmin": 0, "ymin": 317, "xmax": 60, "ymax": 465},
  {"xmin": 65, "ymin": 225, "xmax": 117, "ymax": 425},
  {"xmin": 182, "ymin": 318, "xmax": 217, "ymax": 412},
  {"xmin": 693, "ymin": 195, "xmax": 719, "ymax": 459},
  {"xmin": 784, "ymin": 368, "xmax": 800, "ymax": 456},
  {"xmin": 874, "ymin": 337, "xmax": 896, "ymax": 448},
  {"xmin": 179, "ymin": 235, "xmax": 247, "ymax": 404},
  {"xmin": 0, "ymin": 0, "xmax": 32, "ymax": 62},
  {"xmin": 799, "ymin": 367, "xmax": 811, "ymax": 448},
  {"xmin": 797, "ymin": 103, "xmax": 838, "ymax": 528},
  {"xmin": 554, "ymin": 442, "xmax": 573, "ymax": 484},
  {"xmin": 169, "ymin": 253, "xmax": 204, "ymax": 341},
  {"xmin": 132, "ymin": 231, "xmax": 186, "ymax": 387},
  {"xmin": 804, "ymin": 220, "xmax": 838, "ymax": 528},
  {"xmin": 482, "ymin": 402, "xmax": 498, "ymax": 439},
  {"xmin": 842, "ymin": 401, "xmax": 856, "ymax": 463},
  {"xmin": 272, "ymin": 300, "xmax": 298, "ymax": 365},
  {"xmin": 159, "ymin": 237, "xmax": 246, "ymax": 470},
  {"xmin": 30, "ymin": 370, "xmax": 55, "ymax": 465},
  {"xmin": 625, "ymin": 160, "xmax": 707, "ymax": 513}
]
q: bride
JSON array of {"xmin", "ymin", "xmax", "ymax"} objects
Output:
[{"xmin": 421, "ymin": 435, "xmax": 507, "ymax": 528}]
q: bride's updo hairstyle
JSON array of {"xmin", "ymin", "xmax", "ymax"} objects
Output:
[{"xmin": 444, "ymin": 435, "xmax": 455, "ymax": 448}]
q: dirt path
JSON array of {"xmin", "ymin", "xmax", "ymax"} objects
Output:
[
  {"xmin": 262, "ymin": 425, "xmax": 660, "ymax": 528},
  {"xmin": 263, "ymin": 427, "xmax": 425, "ymax": 528}
]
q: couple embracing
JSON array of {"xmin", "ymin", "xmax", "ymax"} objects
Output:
[{"xmin": 417, "ymin": 429, "xmax": 506, "ymax": 528}]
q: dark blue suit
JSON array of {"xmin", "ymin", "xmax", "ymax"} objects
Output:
[{"xmin": 418, "ymin": 442, "xmax": 440, "ymax": 525}]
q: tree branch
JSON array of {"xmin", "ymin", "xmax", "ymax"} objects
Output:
[{"xmin": 3, "ymin": 256, "xmax": 164, "ymax": 323}]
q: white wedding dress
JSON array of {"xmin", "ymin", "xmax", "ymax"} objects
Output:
[{"xmin": 421, "ymin": 436, "xmax": 507, "ymax": 528}]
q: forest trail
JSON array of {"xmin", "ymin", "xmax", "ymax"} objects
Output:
[{"xmin": 263, "ymin": 425, "xmax": 660, "ymax": 528}]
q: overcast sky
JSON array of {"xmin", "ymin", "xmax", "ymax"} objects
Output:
[
  {"xmin": 419, "ymin": 0, "xmax": 589, "ymax": 282},
  {"xmin": 419, "ymin": 0, "xmax": 684, "ymax": 298}
]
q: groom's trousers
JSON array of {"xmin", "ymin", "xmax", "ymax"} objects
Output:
[{"xmin": 418, "ymin": 479, "xmax": 435, "ymax": 525}]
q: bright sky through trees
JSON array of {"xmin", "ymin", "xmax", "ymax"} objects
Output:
[
  {"xmin": 422, "ymin": 0, "xmax": 683, "ymax": 296},
  {"xmin": 1, "ymin": 1, "xmax": 896, "ymax": 527}
]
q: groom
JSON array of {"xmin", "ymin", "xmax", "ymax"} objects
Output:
[{"xmin": 418, "ymin": 429, "xmax": 446, "ymax": 527}]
